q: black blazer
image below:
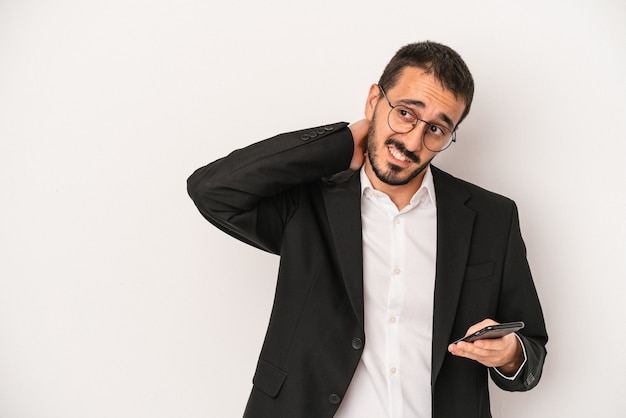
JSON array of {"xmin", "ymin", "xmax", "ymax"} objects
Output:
[{"xmin": 188, "ymin": 122, "xmax": 548, "ymax": 418}]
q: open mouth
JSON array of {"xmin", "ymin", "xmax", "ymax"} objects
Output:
[{"xmin": 388, "ymin": 145, "xmax": 413, "ymax": 164}]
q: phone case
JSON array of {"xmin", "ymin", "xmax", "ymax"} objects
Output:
[{"xmin": 453, "ymin": 321, "xmax": 525, "ymax": 344}]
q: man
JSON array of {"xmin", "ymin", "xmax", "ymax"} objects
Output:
[{"xmin": 188, "ymin": 41, "xmax": 547, "ymax": 417}]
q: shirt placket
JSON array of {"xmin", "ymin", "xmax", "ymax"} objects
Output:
[{"xmin": 387, "ymin": 211, "xmax": 406, "ymax": 418}]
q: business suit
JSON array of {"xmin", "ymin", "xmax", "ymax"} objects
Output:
[{"xmin": 188, "ymin": 122, "xmax": 548, "ymax": 417}]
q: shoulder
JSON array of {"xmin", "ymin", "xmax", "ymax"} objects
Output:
[{"xmin": 431, "ymin": 165, "xmax": 516, "ymax": 211}]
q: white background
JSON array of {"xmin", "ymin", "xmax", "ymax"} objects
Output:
[{"xmin": 1, "ymin": 1, "xmax": 624, "ymax": 417}]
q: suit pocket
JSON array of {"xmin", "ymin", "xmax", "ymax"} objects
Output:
[
  {"xmin": 252, "ymin": 359, "xmax": 287, "ymax": 398},
  {"xmin": 465, "ymin": 262, "xmax": 495, "ymax": 281}
]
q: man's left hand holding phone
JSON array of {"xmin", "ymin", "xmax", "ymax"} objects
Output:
[{"xmin": 448, "ymin": 318, "xmax": 525, "ymax": 377}]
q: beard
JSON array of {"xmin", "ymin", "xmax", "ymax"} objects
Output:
[{"xmin": 365, "ymin": 117, "xmax": 433, "ymax": 186}]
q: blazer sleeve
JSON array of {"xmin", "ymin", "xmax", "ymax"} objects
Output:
[
  {"xmin": 490, "ymin": 203, "xmax": 548, "ymax": 391},
  {"xmin": 186, "ymin": 122, "xmax": 354, "ymax": 254}
]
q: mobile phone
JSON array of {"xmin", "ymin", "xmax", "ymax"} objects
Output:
[{"xmin": 453, "ymin": 321, "xmax": 525, "ymax": 344}]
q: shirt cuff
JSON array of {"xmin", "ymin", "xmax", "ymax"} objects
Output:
[{"xmin": 492, "ymin": 333, "xmax": 527, "ymax": 380}]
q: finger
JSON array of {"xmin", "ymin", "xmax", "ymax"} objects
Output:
[
  {"xmin": 464, "ymin": 318, "xmax": 498, "ymax": 337},
  {"xmin": 449, "ymin": 337, "xmax": 518, "ymax": 368}
]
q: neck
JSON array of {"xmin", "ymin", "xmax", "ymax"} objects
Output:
[{"xmin": 364, "ymin": 163, "xmax": 427, "ymax": 211}]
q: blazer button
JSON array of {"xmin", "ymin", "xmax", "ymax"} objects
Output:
[
  {"xmin": 351, "ymin": 337, "xmax": 363, "ymax": 350},
  {"xmin": 300, "ymin": 134, "xmax": 310, "ymax": 141},
  {"xmin": 329, "ymin": 394, "xmax": 341, "ymax": 404}
]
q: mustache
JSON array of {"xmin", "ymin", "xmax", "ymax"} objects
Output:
[{"xmin": 384, "ymin": 138, "xmax": 419, "ymax": 163}]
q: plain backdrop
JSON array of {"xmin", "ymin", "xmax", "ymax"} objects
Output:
[{"xmin": 1, "ymin": 0, "xmax": 625, "ymax": 417}]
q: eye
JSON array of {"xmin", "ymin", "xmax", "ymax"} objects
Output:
[
  {"xmin": 427, "ymin": 124, "xmax": 447, "ymax": 138},
  {"xmin": 396, "ymin": 107, "xmax": 417, "ymax": 123}
]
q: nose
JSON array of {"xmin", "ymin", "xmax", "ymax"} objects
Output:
[{"xmin": 402, "ymin": 121, "xmax": 427, "ymax": 152}]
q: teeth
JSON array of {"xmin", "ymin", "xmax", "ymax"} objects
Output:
[{"xmin": 389, "ymin": 146, "xmax": 409, "ymax": 162}]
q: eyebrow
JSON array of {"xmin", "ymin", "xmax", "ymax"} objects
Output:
[{"xmin": 396, "ymin": 98, "xmax": 456, "ymax": 130}]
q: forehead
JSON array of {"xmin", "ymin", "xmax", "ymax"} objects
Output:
[{"xmin": 388, "ymin": 67, "xmax": 466, "ymax": 125}]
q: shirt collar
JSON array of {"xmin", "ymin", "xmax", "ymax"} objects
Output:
[{"xmin": 360, "ymin": 165, "xmax": 437, "ymax": 208}]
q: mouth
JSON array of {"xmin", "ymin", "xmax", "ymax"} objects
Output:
[{"xmin": 386, "ymin": 141, "xmax": 418, "ymax": 166}]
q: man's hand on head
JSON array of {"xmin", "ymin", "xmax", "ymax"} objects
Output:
[{"xmin": 348, "ymin": 119, "xmax": 369, "ymax": 171}]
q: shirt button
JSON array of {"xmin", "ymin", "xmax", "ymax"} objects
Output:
[
  {"xmin": 351, "ymin": 337, "xmax": 363, "ymax": 350},
  {"xmin": 329, "ymin": 393, "xmax": 341, "ymax": 404},
  {"xmin": 390, "ymin": 367, "xmax": 397, "ymax": 374},
  {"xmin": 394, "ymin": 268, "xmax": 401, "ymax": 275},
  {"xmin": 390, "ymin": 316, "xmax": 397, "ymax": 324},
  {"xmin": 394, "ymin": 218, "xmax": 401, "ymax": 225}
]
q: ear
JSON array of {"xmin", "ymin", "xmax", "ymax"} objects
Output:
[{"xmin": 364, "ymin": 84, "xmax": 380, "ymax": 122}]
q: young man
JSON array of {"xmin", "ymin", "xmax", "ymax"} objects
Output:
[{"xmin": 188, "ymin": 41, "xmax": 547, "ymax": 418}]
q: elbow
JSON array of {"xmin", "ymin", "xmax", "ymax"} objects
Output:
[{"xmin": 187, "ymin": 166, "xmax": 212, "ymax": 205}]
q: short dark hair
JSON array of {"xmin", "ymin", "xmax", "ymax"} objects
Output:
[{"xmin": 378, "ymin": 41, "xmax": 475, "ymax": 126}]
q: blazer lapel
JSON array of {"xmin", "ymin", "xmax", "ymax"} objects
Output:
[
  {"xmin": 430, "ymin": 166, "xmax": 475, "ymax": 385},
  {"xmin": 321, "ymin": 170, "xmax": 365, "ymax": 328}
]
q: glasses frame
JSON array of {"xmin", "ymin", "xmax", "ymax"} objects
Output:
[{"xmin": 378, "ymin": 85, "xmax": 456, "ymax": 152}]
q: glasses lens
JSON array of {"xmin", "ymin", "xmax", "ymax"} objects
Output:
[
  {"xmin": 423, "ymin": 130, "xmax": 455, "ymax": 152},
  {"xmin": 388, "ymin": 106, "xmax": 416, "ymax": 134}
]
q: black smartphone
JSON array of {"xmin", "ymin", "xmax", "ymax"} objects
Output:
[{"xmin": 453, "ymin": 321, "xmax": 525, "ymax": 344}]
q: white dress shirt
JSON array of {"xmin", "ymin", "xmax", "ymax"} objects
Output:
[
  {"xmin": 335, "ymin": 166, "xmax": 528, "ymax": 418},
  {"xmin": 335, "ymin": 166, "xmax": 437, "ymax": 418}
]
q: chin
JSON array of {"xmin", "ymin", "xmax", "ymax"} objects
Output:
[{"xmin": 374, "ymin": 163, "xmax": 426, "ymax": 186}]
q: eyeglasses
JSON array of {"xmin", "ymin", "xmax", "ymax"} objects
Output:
[{"xmin": 379, "ymin": 85, "xmax": 456, "ymax": 152}]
